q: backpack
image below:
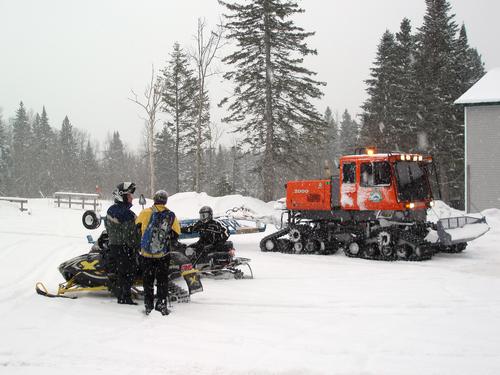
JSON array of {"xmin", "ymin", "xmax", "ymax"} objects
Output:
[{"xmin": 141, "ymin": 207, "xmax": 175, "ymax": 256}]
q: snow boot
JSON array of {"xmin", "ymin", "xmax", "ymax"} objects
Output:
[
  {"xmin": 160, "ymin": 307, "xmax": 170, "ymax": 316},
  {"xmin": 144, "ymin": 301, "xmax": 154, "ymax": 315},
  {"xmin": 155, "ymin": 300, "xmax": 170, "ymax": 316}
]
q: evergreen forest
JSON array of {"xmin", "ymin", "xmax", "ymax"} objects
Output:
[{"xmin": 0, "ymin": 0, "xmax": 485, "ymax": 208}]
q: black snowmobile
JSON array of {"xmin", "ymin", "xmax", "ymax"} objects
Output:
[
  {"xmin": 174, "ymin": 240, "xmax": 253, "ymax": 279},
  {"xmin": 36, "ymin": 230, "xmax": 203, "ymax": 302}
]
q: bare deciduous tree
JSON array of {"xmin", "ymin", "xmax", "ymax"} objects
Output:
[
  {"xmin": 207, "ymin": 121, "xmax": 225, "ymax": 192},
  {"xmin": 129, "ymin": 66, "xmax": 163, "ymax": 197},
  {"xmin": 190, "ymin": 18, "xmax": 225, "ymax": 192}
]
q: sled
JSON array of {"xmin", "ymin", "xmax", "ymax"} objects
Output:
[{"xmin": 178, "ymin": 216, "xmax": 266, "ymax": 240}]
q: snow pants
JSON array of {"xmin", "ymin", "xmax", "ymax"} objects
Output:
[
  {"xmin": 141, "ymin": 255, "xmax": 170, "ymax": 309},
  {"xmin": 109, "ymin": 245, "xmax": 136, "ymax": 302}
]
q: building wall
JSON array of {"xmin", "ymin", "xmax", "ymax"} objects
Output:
[{"xmin": 466, "ymin": 105, "xmax": 500, "ymax": 212}]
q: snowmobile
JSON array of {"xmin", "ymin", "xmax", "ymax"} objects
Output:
[
  {"xmin": 174, "ymin": 240, "xmax": 253, "ymax": 279},
  {"xmin": 36, "ymin": 230, "xmax": 203, "ymax": 302},
  {"xmin": 82, "ymin": 209, "xmax": 254, "ymax": 279}
]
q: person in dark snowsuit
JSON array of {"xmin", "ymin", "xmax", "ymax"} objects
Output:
[
  {"xmin": 186, "ymin": 206, "xmax": 230, "ymax": 258},
  {"xmin": 105, "ymin": 182, "xmax": 140, "ymax": 305},
  {"xmin": 136, "ymin": 190, "xmax": 181, "ymax": 315}
]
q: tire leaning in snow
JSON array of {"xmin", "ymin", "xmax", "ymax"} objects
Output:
[{"xmin": 82, "ymin": 210, "xmax": 101, "ymax": 230}]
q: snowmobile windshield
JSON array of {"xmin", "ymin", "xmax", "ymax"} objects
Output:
[{"xmin": 394, "ymin": 161, "xmax": 431, "ymax": 201}]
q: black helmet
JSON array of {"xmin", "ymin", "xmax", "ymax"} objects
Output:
[
  {"xmin": 199, "ymin": 206, "xmax": 213, "ymax": 223},
  {"xmin": 153, "ymin": 189, "xmax": 168, "ymax": 205},
  {"xmin": 113, "ymin": 181, "xmax": 136, "ymax": 202}
]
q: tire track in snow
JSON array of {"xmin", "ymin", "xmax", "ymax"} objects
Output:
[
  {"xmin": 0, "ymin": 241, "xmax": 79, "ymax": 304},
  {"xmin": 0, "ymin": 230, "xmax": 83, "ymax": 239},
  {"xmin": 0, "ymin": 238, "xmax": 26, "ymax": 260}
]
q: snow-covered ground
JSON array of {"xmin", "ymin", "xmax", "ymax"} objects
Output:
[{"xmin": 1, "ymin": 194, "xmax": 500, "ymax": 375}]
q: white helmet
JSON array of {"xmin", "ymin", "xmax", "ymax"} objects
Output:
[{"xmin": 112, "ymin": 182, "xmax": 136, "ymax": 202}]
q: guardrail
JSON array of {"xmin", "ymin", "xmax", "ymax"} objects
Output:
[
  {"xmin": 54, "ymin": 192, "xmax": 100, "ymax": 211},
  {"xmin": 0, "ymin": 196, "xmax": 28, "ymax": 211}
]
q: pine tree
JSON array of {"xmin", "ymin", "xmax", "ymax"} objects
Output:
[
  {"xmin": 413, "ymin": 0, "xmax": 484, "ymax": 205},
  {"xmin": 57, "ymin": 116, "xmax": 78, "ymax": 191},
  {"xmin": 446, "ymin": 24, "xmax": 485, "ymax": 206},
  {"xmin": 154, "ymin": 125, "xmax": 176, "ymax": 194},
  {"xmin": 125, "ymin": 151, "xmax": 148, "ymax": 198},
  {"xmin": 31, "ymin": 107, "xmax": 56, "ymax": 195},
  {"xmin": 103, "ymin": 131, "xmax": 126, "ymax": 194},
  {"xmin": 11, "ymin": 102, "xmax": 32, "ymax": 196},
  {"xmin": 29, "ymin": 113, "xmax": 43, "ymax": 194},
  {"xmin": 392, "ymin": 18, "xmax": 419, "ymax": 150},
  {"xmin": 161, "ymin": 42, "xmax": 198, "ymax": 193},
  {"xmin": 214, "ymin": 174, "xmax": 232, "ymax": 196},
  {"xmin": 360, "ymin": 30, "xmax": 400, "ymax": 150},
  {"xmin": 0, "ymin": 114, "xmax": 12, "ymax": 195},
  {"xmin": 454, "ymin": 25, "xmax": 485, "ymax": 98},
  {"xmin": 189, "ymin": 85, "xmax": 211, "ymax": 191},
  {"xmin": 228, "ymin": 143, "xmax": 248, "ymax": 195},
  {"xmin": 238, "ymin": 151, "xmax": 262, "ymax": 196},
  {"xmin": 220, "ymin": 0, "xmax": 326, "ymax": 201},
  {"xmin": 81, "ymin": 141, "xmax": 100, "ymax": 193},
  {"xmin": 339, "ymin": 110, "xmax": 359, "ymax": 156},
  {"xmin": 211, "ymin": 144, "xmax": 228, "ymax": 195},
  {"xmin": 359, "ymin": 1, "xmax": 484, "ymax": 208},
  {"xmin": 321, "ymin": 107, "xmax": 340, "ymax": 175}
]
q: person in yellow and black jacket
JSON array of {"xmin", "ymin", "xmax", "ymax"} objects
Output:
[{"xmin": 136, "ymin": 190, "xmax": 180, "ymax": 316}]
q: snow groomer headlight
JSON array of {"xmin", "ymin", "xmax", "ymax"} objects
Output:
[{"xmin": 405, "ymin": 202, "xmax": 415, "ymax": 209}]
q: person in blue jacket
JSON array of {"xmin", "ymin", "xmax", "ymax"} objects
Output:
[{"xmin": 105, "ymin": 182, "xmax": 140, "ymax": 305}]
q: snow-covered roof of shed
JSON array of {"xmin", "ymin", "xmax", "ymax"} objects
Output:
[{"xmin": 455, "ymin": 67, "xmax": 500, "ymax": 105}]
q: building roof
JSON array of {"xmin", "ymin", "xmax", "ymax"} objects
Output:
[{"xmin": 455, "ymin": 67, "xmax": 500, "ymax": 105}]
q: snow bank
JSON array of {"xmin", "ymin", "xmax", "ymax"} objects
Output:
[
  {"xmin": 482, "ymin": 208, "xmax": 500, "ymax": 232},
  {"xmin": 426, "ymin": 200, "xmax": 468, "ymax": 223},
  {"xmin": 2, "ymin": 196, "xmax": 500, "ymax": 374}
]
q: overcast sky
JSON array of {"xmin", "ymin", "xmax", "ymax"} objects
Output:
[{"xmin": 0, "ymin": 0, "xmax": 499, "ymax": 151}]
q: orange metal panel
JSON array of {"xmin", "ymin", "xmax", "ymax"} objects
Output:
[{"xmin": 286, "ymin": 180, "xmax": 331, "ymax": 211}]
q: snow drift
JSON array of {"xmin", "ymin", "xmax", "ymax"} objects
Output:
[{"xmin": 0, "ymin": 194, "xmax": 500, "ymax": 375}]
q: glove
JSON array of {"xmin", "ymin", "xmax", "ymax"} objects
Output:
[{"xmin": 181, "ymin": 225, "xmax": 193, "ymax": 234}]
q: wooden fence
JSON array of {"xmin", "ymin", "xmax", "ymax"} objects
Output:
[
  {"xmin": 0, "ymin": 196, "xmax": 28, "ymax": 211},
  {"xmin": 53, "ymin": 192, "xmax": 100, "ymax": 211}
]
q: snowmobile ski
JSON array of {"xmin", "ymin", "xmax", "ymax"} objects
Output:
[{"xmin": 35, "ymin": 282, "xmax": 77, "ymax": 299}]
